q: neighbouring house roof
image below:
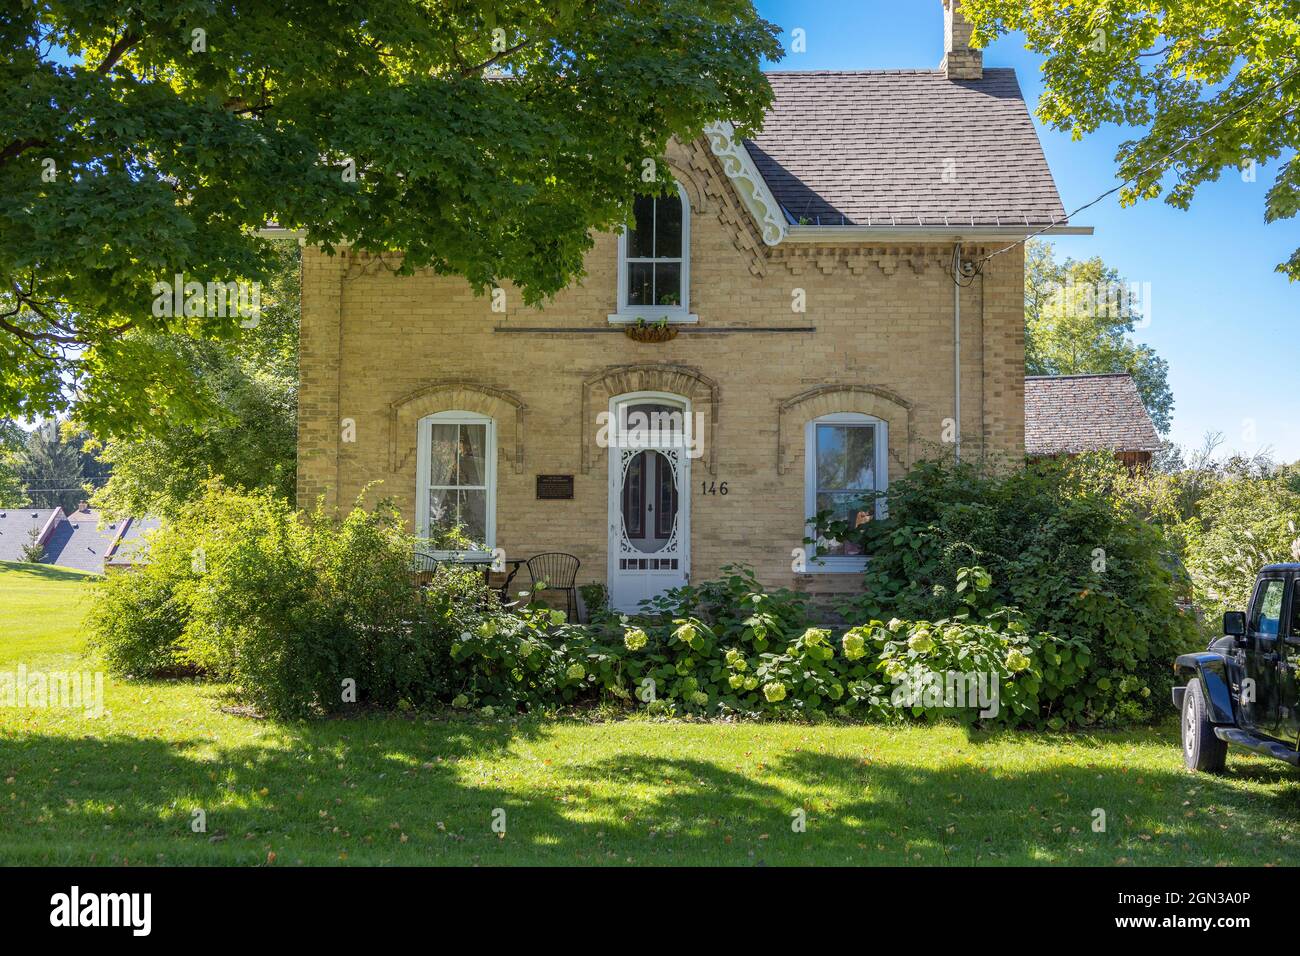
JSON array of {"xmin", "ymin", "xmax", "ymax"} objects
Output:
[
  {"xmin": 1024, "ymin": 373, "xmax": 1162, "ymax": 456},
  {"xmin": 105, "ymin": 516, "xmax": 162, "ymax": 568},
  {"xmin": 39, "ymin": 507, "xmax": 125, "ymax": 574},
  {"xmin": 744, "ymin": 69, "xmax": 1067, "ymax": 229},
  {"xmin": 0, "ymin": 505, "xmax": 157, "ymax": 572},
  {"xmin": 0, "ymin": 508, "xmax": 60, "ymax": 563}
]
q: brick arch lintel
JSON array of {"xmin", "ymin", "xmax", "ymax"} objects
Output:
[
  {"xmin": 662, "ymin": 155, "xmax": 708, "ymax": 215},
  {"xmin": 777, "ymin": 384, "xmax": 913, "ymax": 475},
  {"xmin": 389, "ymin": 381, "xmax": 527, "ymax": 474},
  {"xmin": 580, "ymin": 363, "xmax": 720, "ymax": 476}
]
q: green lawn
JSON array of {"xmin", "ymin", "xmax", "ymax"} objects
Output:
[{"xmin": 2, "ymin": 559, "xmax": 1300, "ymax": 866}]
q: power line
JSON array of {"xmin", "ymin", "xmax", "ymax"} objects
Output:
[{"xmin": 963, "ymin": 64, "xmax": 1300, "ymax": 279}]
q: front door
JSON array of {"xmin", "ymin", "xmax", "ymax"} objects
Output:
[
  {"xmin": 1243, "ymin": 576, "xmax": 1285, "ymax": 735},
  {"xmin": 608, "ymin": 394, "xmax": 690, "ymax": 612}
]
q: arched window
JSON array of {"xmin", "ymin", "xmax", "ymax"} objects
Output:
[
  {"xmin": 416, "ymin": 410, "xmax": 496, "ymax": 552},
  {"xmin": 803, "ymin": 413, "xmax": 888, "ymax": 572},
  {"xmin": 611, "ymin": 182, "xmax": 695, "ymax": 324}
]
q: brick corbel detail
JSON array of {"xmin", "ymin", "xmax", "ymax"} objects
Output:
[{"xmin": 685, "ymin": 138, "xmax": 770, "ymax": 278}]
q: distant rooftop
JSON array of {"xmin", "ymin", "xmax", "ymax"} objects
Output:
[
  {"xmin": 0, "ymin": 506, "xmax": 157, "ymax": 572},
  {"xmin": 1024, "ymin": 373, "xmax": 1161, "ymax": 456}
]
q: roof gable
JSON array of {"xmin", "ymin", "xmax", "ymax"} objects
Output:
[
  {"xmin": 742, "ymin": 69, "xmax": 1066, "ymax": 229},
  {"xmin": 1024, "ymin": 374, "xmax": 1161, "ymax": 456}
]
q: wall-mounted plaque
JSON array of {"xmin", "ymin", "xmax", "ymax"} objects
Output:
[{"xmin": 536, "ymin": 475, "xmax": 574, "ymax": 500}]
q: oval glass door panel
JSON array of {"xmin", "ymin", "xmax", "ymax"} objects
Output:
[{"xmin": 621, "ymin": 450, "xmax": 679, "ymax": 554}]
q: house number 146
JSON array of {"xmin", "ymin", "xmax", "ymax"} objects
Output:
[{"xmin": 700, "ymin": 481, "xmax": 729, "ymax": 495}]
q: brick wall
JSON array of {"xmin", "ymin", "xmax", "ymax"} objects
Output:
[{"xmin": 296, "ymin": 139, "xmax": 1026, "ymax": 597}]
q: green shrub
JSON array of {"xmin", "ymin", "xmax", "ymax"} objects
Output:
[
  {"xmin": 578, "ymin": 565, "xmax": 1048, "ymax": 725},
  {"xmin": 89, "ymin": 483, "xmax": 489, "ymax": 717},
  {"xmin": 446, "ymin": 604, "xmax": 591, "ymax": 712},
  {"xmin": 578, "ymin": 583, "xmax": 609, "ymax": 619},
  {"xmin": 813, "ymin": 455, "xmax": 1197, "ymax": 726},
  {"xmin": 86, "ymin": 522, "xmax": 196, "ymax": 677},
  {"xmin": 579, "ymin": 565, "xmax": 833, "ymax": 716},
  {"xmin": 1182, "ymin": 464, "xmax": 1300, "ymax": 632},
  {"xmin": 89, "ymin": 466, "xmax": 1190, "ymax": 730}
]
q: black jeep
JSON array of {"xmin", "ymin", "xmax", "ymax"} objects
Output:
[{"xmin": 1175, "ymin": 563, "xmax": 1300, "ymax": 772}]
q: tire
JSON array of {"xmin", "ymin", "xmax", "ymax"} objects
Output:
[{"xmin": 1182, "ymin": 679, "xmax": 1228, "ymax": 773}]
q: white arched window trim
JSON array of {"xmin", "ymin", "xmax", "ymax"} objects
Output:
[
  {"xmin": 803, "ymin": 412, "xmax": 888, "ymax": 574},
  {"xmin": 608, "ymin": 181, "xmax": 697, "ymax": 325},
  {"xmin": 415, "ymin": 410, "xmax": 496, "ymax": 555}
]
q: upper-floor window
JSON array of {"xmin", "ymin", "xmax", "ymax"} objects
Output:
[{"xmin": 612, "ymin": 183, "xmax": 695, "ymax": 324}]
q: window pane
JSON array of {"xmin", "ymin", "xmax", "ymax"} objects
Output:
[
  {"xmin": 627, "ymin": 262, "xmax": 653, "ymax": 305},
  {"xmin": 1253, "ymin": 580, "xmax": 1285, "ymax": 635},
  {"xmin": 1291, "ymin": 582, "xmax": 1300, "ymax": 637},
  {"xmin": 653, "ymin": 262, "xmax": 681, "ymax": 306},
  {"xmin": 456, "ymin": 424, "xmax": 487, "ymax": 487},
  {"xmin": 458, "ymin": 489, "xmax": 487, "ymax": 543},
  {"xmin": 815, "ymin": 492, "xmax": 870, "ymax": 556},
  {"xmin": 428, "ymin": 487, "xmax": 457, "ymax": 537},
  {"xmin": 625, "ymin": 403, "xmax": 684, "ymax": 440},
  {"xmin": 622, "ymin": 452, "xmax": 644, "ymax": 539},
  {"xmin": 627, "ymin": 196, "xmax": 656, "ymax": 258},
  {"xmin": 816, "ymin": 424, "xmax": 875, "ymax": 491},
  {"xmin": 656, "ymin": 452, "xmax": 677, "ymax": 539},
  {"xmin": 654, "ymin": 194, "xmax": 682, "ymax": 257},
  {"xmin": 428, "ymin": 424, "xmax": 459, "ymax": 487}
]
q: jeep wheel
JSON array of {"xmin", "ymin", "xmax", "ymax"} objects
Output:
[{"xmin": 1182, "ymin": 679, "xmax": 1228, "ymax": 773}]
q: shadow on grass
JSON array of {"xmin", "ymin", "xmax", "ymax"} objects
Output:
[
  {"xmin": 0, "ymin": 717, "xmax": 554, "ymax": 865},
  {"xmin": 3, "ymin": 713, "xmax": 1299, "ymax": 865},
  {"xmin": 560, "ymin": 745, "xmax": 1300, "ymax": 865},
  {"xmin": 0, "ymin": 560, "xmax": 95, "ymax": 584}
]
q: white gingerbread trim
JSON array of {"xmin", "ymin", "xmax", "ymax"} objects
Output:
[{"xmin": 703, "ymin": 121, "xmax": 788, "ymax": 247}]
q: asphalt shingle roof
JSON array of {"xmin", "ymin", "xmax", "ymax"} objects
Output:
[
  {"xmin": 40, "ymin": 508, "xmax": 127, "ymax": 574},
  {"xmin": 0, "ymin": 509, "xmax": 58, "ymax": 563},
  {"xmin": 105, "ymin": 516, "xmax": 161, "ymax": 567},
  {"xmin": 745, "ymin": 69, "xmax": 1066, "ymax": 227},
  {"xmin": 1024, "ymin": 374, "xmax": 1161, "ymax": 456},
  {"xmin": 0, "ymin": 507, "xmax": 157, "ymax": 572}
]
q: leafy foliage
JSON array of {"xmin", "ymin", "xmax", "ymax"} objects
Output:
[
  {"xmin": 813, "ymin": 454, "xmax": 1198, "ymax": 725},
  {"xmin": 87, "ymin": 243, "xmax": 300, "ymax": 519},
  {"xmin": 0, "ymin": 420, "xmax": 26, "ymax": 507},
  {"xmin": 1182, "ymin": 463, "xmax": 1300, "ymax": 627},
  {"xmin": 87, "ymin": 483, "xmax": 558, "ymax": 717},
  {"xmin": 963, "ymin": 0, "xmax": 1300, "ymax": 280},
  {"xmin": 86, "ymin": 524, "xmax": 193, "ymax": 676},
  {"xmin": 90, "ymin": 470, "xmax": 1193, "ymax": 728},
  {"xmin": 15, "ymin": 423, "xmax": 100, "ymax": 512},
  {"xmin": 446, "ymin": 597, "xmax": 591, "ymax": 713},
  {"xmin": 1024, "ymin": 239, "xmax": 1173, "ymax": 433},
  {"xmin": 2, "ymin": 1, "xmax": 782, "ymax": 433}
]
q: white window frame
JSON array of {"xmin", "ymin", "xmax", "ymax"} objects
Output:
[
  {"xmin": 609, "ymin": 182, "xmax": 697, "ymax": 325},
  {"xmin": 415, "ymin": 410, "xmax": 496, "ymax": 556},
  {"xmin": 803, "ymin": 412, "xmax": 888, "ymax": 574}
]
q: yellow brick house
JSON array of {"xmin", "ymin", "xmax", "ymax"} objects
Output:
[{"xmin": 294, "ymin": 0, "xmax": 1083, "ymax": 611}]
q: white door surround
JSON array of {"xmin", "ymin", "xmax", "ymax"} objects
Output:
[{"xmin": 607, "ymin": 391, "xmax": 691, "ymax": 612}]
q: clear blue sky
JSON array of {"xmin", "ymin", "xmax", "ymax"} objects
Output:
[{"xmin": 755, "ymin": 0, "xmax": 1300, "ymax": 463}]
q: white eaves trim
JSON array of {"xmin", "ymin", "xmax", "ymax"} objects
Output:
[
  {"xmin": 783, "ymin": 224, "xmax": 1094, "ymax": 243},
  {"xmin": 703, "ymin": 121, "xmax": 788, "ymax": 247}
]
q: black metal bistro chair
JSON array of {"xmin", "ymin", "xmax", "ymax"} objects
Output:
[
  {"xmin": 412, "ymin": 550, "xmax": 441, "ymax": 590},
  {"xmin": 525, "ymin": 552, "xmax": 581, "ymax": 622}
]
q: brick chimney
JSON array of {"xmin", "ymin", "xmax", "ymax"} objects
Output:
[{"xmin": 940, "ymin": 0, "xmax": 983, "ymax": 80}]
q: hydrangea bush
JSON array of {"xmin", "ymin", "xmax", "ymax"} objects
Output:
[{"xmin": 90, "ymin": 480, "xmax": 1172, "ymax": 729}]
